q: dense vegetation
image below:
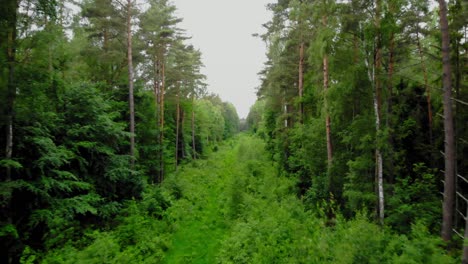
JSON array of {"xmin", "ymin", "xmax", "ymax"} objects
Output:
[
  {"xmin": 0, "ymin": 0, "xmax": 239, "ymax": 262},
  {"xmin": 27, "ymin": 136, "xmax": 460, "ymax": 263},
  {"xmin": 0, "ymin": 0, "xmax": 466, "ymax": 263},
  {"xmin": 248, "ymin": 0, "xmax": 467, "ymax": 257}
]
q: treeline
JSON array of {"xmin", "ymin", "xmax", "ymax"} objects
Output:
[
  {"xmin": 0, "ymin": 0, "xmax": 238, "ymax": 262},
  {"xmin": 247, "ymin": 0, "xmax": 467, "ymax": 254}
]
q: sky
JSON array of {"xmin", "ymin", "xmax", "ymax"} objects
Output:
[{"xmin": 172, "ymin": 0, "xmax": 274, "ymax": 119}]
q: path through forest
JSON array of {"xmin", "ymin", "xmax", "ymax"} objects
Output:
[{"xmin": 163, "ymin": 135, "xmax": 277, "ymax": 263}]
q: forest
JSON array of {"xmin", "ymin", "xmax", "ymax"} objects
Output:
[{"xmin": 0, "ymin": 0, "xmax": 467, "ymax": 263}]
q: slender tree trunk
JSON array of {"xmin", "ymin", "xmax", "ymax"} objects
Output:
[
  {"xmin": 126, "ymin": 0, "xmax": 136, "ymax": 168},
  {"xmin": 180, "ymin": 109, "xmax": 185, "ymax": 159},
  {"xmin": 298, "ymin": 41, "xmax": 304, "ymax": 123},
  {"xmin": 374, "ymin": 0, "xmax": 384, "ymax": 225},
  {"xmin": 324, "ymin": 55, "xmax": 333, "ymax": 166},
  {"xmin": 153, "ymin": 58, "xmax": 160, "ymax": 184},
  {"xmin": 439, "ymin": 0, "xmax": 456, "ymax": 243},
  {"xmin": 4, "ymin": 0, "xmax": 18, "ymax": 182},
  {"xmin": 191, "ymin": 94, "xmax": 196, "ymax": 159},
  {"xmin": 322, "ymin": 15, "xmax": 333, "ymax": 168},
  {"xmin": 175, "ymin": 83, "xmax": 180, "ymax": 171},
  {"xmin": 2, "ymin": 2, "xmax": 18, "ymax": 263},
  {"xmin": 159, "ymin": 58, "xmax": 166, "ymax": 181}
]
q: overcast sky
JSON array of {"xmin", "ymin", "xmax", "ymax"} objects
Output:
[{"xmin": 172, "ymin": 0, "xmax": 274, "ymax": 118}]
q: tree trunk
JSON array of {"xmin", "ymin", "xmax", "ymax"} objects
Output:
[
  {"xmin": 152, "ymin": 58, "xmax": 160, "ymax": 184},
  {"xmin": 374, "ymin": 0, "xmax": 384, "ymax": 225},
  {"xmin": 323, "ymin": 15, "xmax": 333, "ymax": 168},
  {"xmin": 324, "ymin": 54, "xmax": 332, "ymax": 166},
  {"xmin": 191, "ymin": 94, "xmax": 196, "ymax": 159},
  {"xmin": 3, "ymin": 0, "xmax": 18, "ymax": 182},
  {"xmin": 126, "ymin": 0, "xmax": 135, "ymax": 168},
  {"xmin": 298, "ymin": 41, "xmax": 304, "ymax": 123},
  {"xmin": 1, "ymin": 2, "xmax": 18, "ymax": 263},
  {"xmin": 439, "ymin": 0, "xmax": 456, "ymax": 243},
  {"xmin": 175, "ymin": 83, "xmax": 180, "ymax": 171},
  {"xmin": 180, "ymin": 108, "xmax": 185, "ymax": 159},
  {"xmin": 159, "ymin": 58, "xmax": 166, "ymax": 182}
]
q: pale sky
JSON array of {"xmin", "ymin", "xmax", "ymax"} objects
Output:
[{"xmin": 172, "ymin": 0, "xmax": 274, "ymax": 118}]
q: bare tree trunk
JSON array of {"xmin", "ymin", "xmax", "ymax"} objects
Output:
[
  {"xmin": 374, "ymin": 0, "xmax": 384, "ymax": 225},
  {"xmin": 438, "ymin": 0, "xmax": 456, "ymax": 243},
  {"xmin": 175, "ymin": 83, "xmax": 180, "ymax": 171},
  {"xmin": 323, "ymin": 15, "xmax": 333, "ymax": 168},
  {"xmin": 2, "ymin": 2, "xmax": 18, "ymax": 263},
  {"xmin": 324, "ymin": 54, "xmax": 332, "ymax": 166},
  {"xmin": 126, "ymin": 0, "xmax": 135, "ymax": 168},
  {"xmin": 159, "ymin": 59, "xmax": 166, "ymax": 182},
  {"xmin": 4, "ymin": 0, "xmax": 18, "ymax": 182},
  {"xmin": 191, "ymin": 94, "xmax": 196, "ymax": 159},
  {"xmin": 298, "ymin": 41, "xmax": 304, "ymax": 123},
  {"xmin": 152, "ymin": 58, "xmax": 160, "ymax": 184},
  {"xmin": 180, "ymin": 108, "xmax": 185, "ymax": 159}
]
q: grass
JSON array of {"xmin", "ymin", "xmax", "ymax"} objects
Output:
[{"xmin": 162, "ymin": 138, "xmax": 240, "ymax": 263}]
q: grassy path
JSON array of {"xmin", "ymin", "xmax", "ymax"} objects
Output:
[
  {"xmin": 162, "ymin": 138, "xmax": 241, "ymax": 263},
  {"xmin": 162, "ymin": 134, "xmax": 278, "ymax": 263}
]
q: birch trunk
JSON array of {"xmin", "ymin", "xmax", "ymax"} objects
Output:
[{"xmin": 375, "ymin": 0, "xmax": 384, "ymax": 226}]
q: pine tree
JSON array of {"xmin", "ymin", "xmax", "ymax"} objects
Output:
[{"xmin": 438, "ymin": 0, "xmax": 456, "ymax": 243}]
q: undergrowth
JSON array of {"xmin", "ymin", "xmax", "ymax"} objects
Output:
[{"xmin": 36, "ymin": 135, "xmax": 458, "ymax": 263}]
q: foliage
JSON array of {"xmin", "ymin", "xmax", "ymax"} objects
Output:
[{"xmin": 0, "ymin": 0, "xmax": 466, "ymax": 262}]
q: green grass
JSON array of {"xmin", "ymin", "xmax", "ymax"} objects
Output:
[{"xmin": 162, "ymin": 138, "xmax": 239, "ymax": 263}]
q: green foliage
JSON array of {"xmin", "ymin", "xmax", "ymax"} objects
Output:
[
  {"xmin": 1, "ymin": 0, "xmax": 466, "ymax": 261},
  {"xmin": 390, "ymin": 222, "xmax": 456, "ymax": 264},
  {"xmin": 388, "ymin": 163, "xmax": 441, "ymax": 233}
]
